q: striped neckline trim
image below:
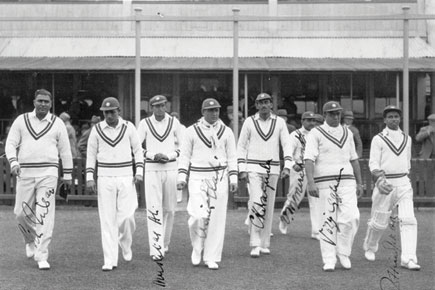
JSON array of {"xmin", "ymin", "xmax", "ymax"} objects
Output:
[
  {"xmin": 95, "ymin": 122, "xmax": 127, "ymax": 147},
  {"xmin": 316, "ymin": 126, "xmax": 348, "ymax": 149},
  {"xmin": 252, "ymin": 116, "xmax": 276, "ymax": 141},
  {"xmin": 378, "ymin": 132, "xmax": 408, "ymax": 156},
  {"xmin": 24, "ymin": 113, "xmax": 56, "ymax": 140},
  {"xmin": 145, "ymin": 116, "xmax": 174, "ymax": 142}
]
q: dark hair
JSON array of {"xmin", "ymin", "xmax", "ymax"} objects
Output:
[{"xmin": 34, "ymin": 89, "xmax": 52, "ymax": 101}]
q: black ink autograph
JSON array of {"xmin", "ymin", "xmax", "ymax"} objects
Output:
[
  {"xmin": 379, "ymin": 214, "xmax": 400, "ymax": 290},
  {"xmin": 148, "ymin": 208, "xmax": 165, "ymax": 287},
  {"xmin": 18, "ymin": 188, "xmax": 54, "ymax": 245},
  {"xmin": 318, "ymin": 168, "xmax": 343, "ymax": 246},
  {"xmin": 197, "ymin": 163, "xmax": 223, "ymax": 239},
  {"xmin": 249, "ymin": 159, "xmax": 274, "ymax": 229},
  {"xmin": 281, "ymin": 131, "xmax": 306, "ymax": 224}
]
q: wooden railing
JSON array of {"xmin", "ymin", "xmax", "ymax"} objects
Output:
[{"xmin": 1, "ymin": 158, "xmax": 434, "ymax": 207}]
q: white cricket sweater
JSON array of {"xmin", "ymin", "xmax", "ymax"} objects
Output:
[
  {"xmin": 137, "ymin": 113, "xmax": 183, "ymax": 172},
  {"xmin": 86, "ymin": 118, "xmax": 144, "ymax": 180},
  {"xmin": 237, "ymin": 113, "xmax": 292, "ymax": 175},
  {"xmin": 288, "ymin": 127, "xmax": 310, "ymax": 168},
  {"xmin": 177, "ymin": 118, "xmax": 238, "ymax": 184},
  {"xmin": 304, "ymin": 123, "xmax": 358, "ymax": 189},
  {"xmin": 369, "ymin": 128, "xmax": 412, "ymax": 186},
  {"xmin": 5, "ymin": 111, "xmax": 73, "ymax": 179}
]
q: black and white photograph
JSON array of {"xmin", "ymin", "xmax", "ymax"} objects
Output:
[{"xmin": 0, "ymin": 0, "xmax": 434, "ymax": 289}]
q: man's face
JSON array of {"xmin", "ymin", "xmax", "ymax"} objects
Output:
[
  {"xmin": 384, "ymin": 111, "xmax": 401, "ymax": 130},
  {"xmin": 255, "ymin": 99, "xmax": 273, "ymax": 115},
  {"xmin": 302, "ymin": 118, "xmax": 316, "ymax": 131},
  {"xmin": 103, "ymin": 109, "xmax": 120, "ymax": 126},
  {"xmin": 343, "ymin": 117, "xmax": 353, "ymax": 126},
  {"xmin": 33, "ymin": 94, "xmax": 52, "ymax": 116},
  {"xmin": 202, "ymin": 108, "xmax": 220, "ymax": 124},
  {"xmin": 324, "ymin": 111, "xmax": 341, "ymax": 127},
  {"xmin": 152, "ymin": 103, "xmax": 166, "ymax": 119}
]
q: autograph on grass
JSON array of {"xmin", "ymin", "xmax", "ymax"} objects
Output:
[
  {"xmin": 249, "ymin": 159, "xmax": 273, "ymax": 229},
  {"xmin": 18, "ymin": 188, "xmax": 54, "ymax": 245},
  {"xmin": 319, "ymin": 168, "xmax": 343, "ymax": 246},
  {"xmin": 379, "ymin": 214, "xmax": 400, "ymax": 290},
  {"xmin": 148, "ymin": 208, "xmax": 166, "ymax": 287}
]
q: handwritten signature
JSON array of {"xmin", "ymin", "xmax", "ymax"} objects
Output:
[
  {"xmin": 148, "ymin": 208, "xmax": 166, "ymax": 287},
  {"xmin": 281, "ymin": 131, "xmax": 306, "ymax": 224},
  {"xmin": 318, "ymin": 168, "xmax": 343, "ymax": 246},
  {"xmin": 18, "ymin": 188, "xmax": 54, "ymax": 245},
  {"xmin": 197, "ymin": 163, "xmax": 223, "ymax": 239},
  {"xmin": 249, "ymin": 159, "xmax": 274, "ymax": 229},
  {"xmin": 379, "ymin": 215, "xmax": 400, "ymax": 290}
]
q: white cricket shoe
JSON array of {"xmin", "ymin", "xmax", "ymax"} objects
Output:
[
  {"xmin": 122, "ymin": 248, "xmax": 132, "ymax": 262},
  {"xmin": 206, "ymin": 261, "xmax": 219, "ymax": 270},
  {"xmin": 191, "ymin": 249, "xmax": 201, "ymax": 266},
  {"xmin": 250, "ymin": 247, "xmax": 261, "ymax": 258},
  {"xmin": 102, "ymin": 264, "xmax": 113, "ymax": 271},
  {"xmin": 26, "ymin": 243, "xmax": 35, "ymax": 259},
  {"xmin": 338, "ymin": 254, "xmax": 351, "ymax": 269},
  {"xmin": 278, "ymin": 220, "xmax": 288, "ymax": 235},
  {"xmin": 323, "ymin": 263, "xmax": 335, "ymax": 272},
  {"xmin": 38, "ymin": 261, "xmax": 50, "ymax": 270},
  {"xmin": 401, "ymin": 260, "xmax": 421, "ymax": 271},
  {"xmin": 364, "ymin": 250, "xmax": 375, "ymax": 262},
  {"xmin": 260, "ymin": 248, "xmax": 270, "ymax": 255}
]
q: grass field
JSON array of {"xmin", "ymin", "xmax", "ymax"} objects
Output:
[{"xmin": 0, "ymin": 205, "xmax": 434, "ymax": 290}]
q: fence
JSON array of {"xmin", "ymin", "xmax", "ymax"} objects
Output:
[{"xmin": 1, "ymin": 157, "xmax": 434, "ymax": 208}]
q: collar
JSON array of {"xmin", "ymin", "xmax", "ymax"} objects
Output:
[
  {"xmin": 199, "ymin": 117, "xmax": 221, "ymax": 129},
  {"xmin": 383, "ymin": 127, "xmax": 403, "ymax": 136},
  {"xmin": 101, "ymin": 117, "xmax": 124, "ymax": 129},
  {"xmin": 323, "ymin": 122, "xmax": 342, "ymax": 132},
  {"xmin": 29, "ymin": 110, "xmax": 52, "ymax": 122},
  {"xmin": 151, "ymin": 113, "xmax": 168, "ymax": 123},
  {"xmin": 300, "ymin": 126, "xmax": 310, "ymax": 134},
  {"xmin": 254, "ymin": 112, "xmax": 277, "ymax": 121}
]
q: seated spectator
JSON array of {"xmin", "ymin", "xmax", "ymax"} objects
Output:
[
  {"xmin": 415, "ymin": 113, "xmax": 435, "ymax": 158},
  {"xmin": 59, "ymin": 112, "xmax": 78, "ymax": 158}
]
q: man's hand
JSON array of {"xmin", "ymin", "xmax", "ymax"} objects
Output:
[
  {"xmin": 293, "ymin": 164, "xmax": 303, "ymax": 172},
  {"xmin": 177, "ymin": 181, "xmax": 186, "ymax": 190},
  {"xmin": 307, "ymin": 182, "xmax": 319, "ymax": 198},
  {"xmin": 133, "ymin": 174, "xmax": 143, "ymax": 184},
  {"xmin": 86, "ymin": 180, "xmax": 97, "ymax": 194},
  {"xmin": 239, "ymin": 172, "xmax": 249, "ymax": 182},
  {"xmin": 280, "ymin": 168, "xmax": 290, "ymax": 179},
  {"xmin": 356, "ymin": 184, "xmax": 364, "ymax": 199},
  {"xmin": 229, "ymin": 183, "xmax": 238, "ymax": 193},
  {"xmin": 11, "ymin": 164, "xmax": 21, "ymax": 177}
]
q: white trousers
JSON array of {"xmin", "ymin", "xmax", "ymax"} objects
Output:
[
  {"xmin": 247, "ymin": 172, "xmax": 279, "ymax": 248},
  {"xmin": 308, "ymin": 193, "xmax": 321, "ymax": 238},
  {"xmin": 14, "ymin": 176, "xmax": 57, "ymax": 262},
  {"xmin": 317, "ymin": 185, "xmax": 360, "ymax": 265},
  {"xmin": 363, "ymin": 182, "xmax": 418, "ymax": 264},
  {"xmin": 144, "ymin": 170, "xmax": 177, "ymax": 257},
  {"xmin": 97, "ymin": 176, "xmax": 138, "ymax": 267},
  {"xmin": 187, "ymin": 173, "xmax": 228, "ymax": 263}
]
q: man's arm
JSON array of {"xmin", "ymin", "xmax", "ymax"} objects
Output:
[
  {"xmin": 177, "ymin": 128, "xmax": 193, "ymax": 190},
  {"xmin": 85, "ymin": 127, "xmax": 98, "ymax": 194},
  {"xmin": 352, "ymin": 127, "xmax": 363, "ymax": 158},
  {"xmin": 304, "ymin": 131, "xmax": 319, "ymax": 197},
  {"xmin": 129, "ymin": 123, "xmax": 144, "ymax": 184},
  {"xmin": 237, "ymin": 119, "xmax": 250, "ymax": 181},
  {"xmin": 350, "ymin": 159, "xmax": 363, "ymax": 198},
  {"xmin": 305, "ymin": 160, "xmax": 318, "ymax": 198},
  {"xmin": 57, "ymin": 120, "xmax": 73, "ymax": 182},
  {"xmin": 5, "ymin": 117, "xmax": 22, "ymax": 176}
]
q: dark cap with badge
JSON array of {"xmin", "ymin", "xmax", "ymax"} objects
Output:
[
  {"xmin": 322, "ymin": 101, "xmax": 343, "ymax": 113},
  {"xmin": 383, "ymin": 105, "xmax": 402, "ymax": 117},
  {"xmin": 343, "ymin": 111, "xmax": 354, "ymax": 119},
  {"xmin": 100, "ymin": 97, "xmax": 120, "ymax": 111},
  {"xmin": 202, "ymin": 98, "xmax": 221, "ymax": 110},
  {"xmin": 150, "ymin": 95, "xmax": 167, "ymax": 106},
  {"xmin": 256, "ymin": 93, "xmax": 272, "ymax": 102},
  {"xmin": 301, "ymin": 111, "xmax": 316, "ymax": 120},
  {"xmin": 314, "ymin": 114, "xmax": 324, "ymax": 123}
]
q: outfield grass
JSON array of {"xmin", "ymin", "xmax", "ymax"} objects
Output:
[{"xmin": 0, "ymin": 206, "xmax": 434, "ymax": 290}]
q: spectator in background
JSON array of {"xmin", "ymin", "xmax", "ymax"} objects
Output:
[
  {"xmin": 415, "ymin": 113, "xmax": 435, "ymax": 159},
  {"xmin": 0, "ymin": 125, "xmax": 11, "ymax": 157},
  {"xmin": 60, "ymin": 112, "xmax": 78, "ymax": 158},
  {"xmin": 77, "ymin": 115, "xmax": 101, "ymax": 158},
  {"xmin": 342, "ymin": 111, "xmax": 363, "ymax": 159},
  {"xmin": 277, "ymin": 109, "xmax": 296, "ymax": 134}
]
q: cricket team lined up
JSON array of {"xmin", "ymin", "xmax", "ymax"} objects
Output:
[{"xmin": 5, "ymin": 88, "xmax": 420, "ymax": 274}]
